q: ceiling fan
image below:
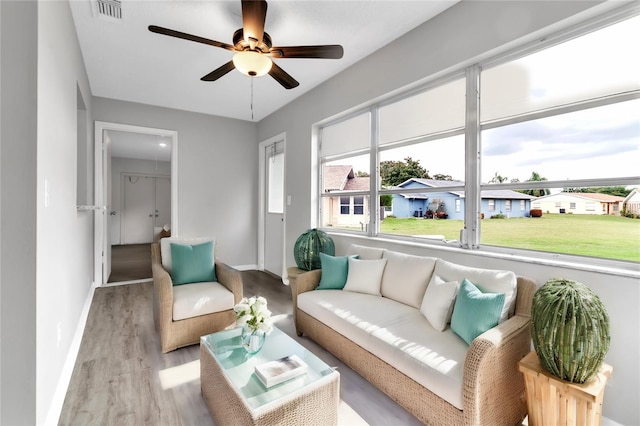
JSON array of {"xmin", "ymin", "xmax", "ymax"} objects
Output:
[{"xmin": 149, "ymin": 0, "xmax": 344, "ymax": 89}]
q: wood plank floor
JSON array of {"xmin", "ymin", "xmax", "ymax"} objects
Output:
[
  {"xmin": 59, "ymin": 271, "xmax": 423, "ymax": 426},
  {"xmin": 108, "ymin": 244, "xmax": 152, "ymax": 283}
]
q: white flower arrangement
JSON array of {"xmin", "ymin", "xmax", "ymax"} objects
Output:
[{"xmin": 234, "ymin": 296, "xmax": 273, "ymax": 335}]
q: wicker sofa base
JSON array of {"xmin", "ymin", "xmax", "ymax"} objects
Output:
[{"xmin": 296, "ymin": 308, "xmax": 529, "ymax": 426}]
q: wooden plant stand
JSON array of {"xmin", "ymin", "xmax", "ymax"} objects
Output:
[{"xmin": 518, "ymin": 351, "xmax": 612, "ymax": 426}]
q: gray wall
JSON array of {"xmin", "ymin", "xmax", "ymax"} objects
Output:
[
  {"xmin": 257, "ymin": 1, "xmax": 639, "ymax": 424},
  {"xmin": 92, "ymin": 98, "xmax": 259, "ymax": 267},
  {"xmin": 0, "ymin": 2, "xmax": 38, "ymax": 424},
  {"xmin": 1, "ymin": 1, "xmax": 95, "ymax": 424}
]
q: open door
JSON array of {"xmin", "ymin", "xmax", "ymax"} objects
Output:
[{"xmin": 94, "ymin": 121, "xmax": 178, "ymax": 286}]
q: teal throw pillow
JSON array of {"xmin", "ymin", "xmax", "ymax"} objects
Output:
[
  {"xmin": 316, "ymin": 253, "xmax": 358, "ymax": 290},
  {"xmin": 170, "ymin": 241, "xmax": 217, "ymax": 285},
  {"xmin": 450, "ymin": 278, "xmax": 505, "ymax": 345}
]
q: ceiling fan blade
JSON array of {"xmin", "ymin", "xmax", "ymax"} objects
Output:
[
  {"xmin": 201, "ymin": 61, "xmax": 236, "ymax": 81},
  {"xmin": 268, "ymin": 62, "xmax": 299, "ymax": 89},
  {"xmin": 148, "ymin": 25, "xmax": 234, "ymax": 51},
  {"xmin": 269, "ymin": 45, "xmax": 344, "ymax": 59},
  {"xmin": 241, "ymin": 0, "xmax": 267, "ymax": 47}
]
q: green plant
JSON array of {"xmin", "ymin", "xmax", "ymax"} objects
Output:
[
  {"xmin": 531, "ymin": 278, "xmax": 610, "ymax": 384},
  {"xmin": 293, "ymin": 229, "xmax": 335, "ymax": 270}
]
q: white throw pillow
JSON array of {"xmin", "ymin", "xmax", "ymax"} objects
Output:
[
  {"xmin": 380, "ymin": 251, "xmax": 437, "ymax": 308},
  {"xmin": 160, "ymin": 237, "xmax": 215, "ymax": 273},
  {"xmin": 420, "ymin": 275, "xmax": 459, "ymax": 331},
  {"xmin": 431, "ymin": 259, "xmax": 517, "ymax": 323},
  {"xmin": 343, "ymin": 258, "xmax": 388, "ymax": 296},
  {"xmin": 345, "ymin": 244, "xmax": 386, "ymax": 260}
]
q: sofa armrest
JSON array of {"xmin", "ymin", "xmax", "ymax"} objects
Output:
[
  {"xmin": 292, "ymin": 269, "xmax": 321, "ymax": 296},
  {"xmin": 463, "ymin": 313, "xmax": 531, "ymax": 425},
  {"xmin": 215, "ymin": 262, "xmax": 243, "ymax": 305}
]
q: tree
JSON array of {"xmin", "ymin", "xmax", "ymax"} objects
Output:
[
  {"xmin": 380, "ymin": 157, "xmax": 430, "ymax": 186},
  {"xmin": 433, "ymin": 173, "xmax": 454, "ymax": 181},
  {"xmin": 380, "ymin": 194, "xmax": 392, "ymax": 207},
  {"xmin": 521, "ymin": 171, "xmax": 550, "ymax": 197},
  {"xmin": 489, "ymin": 172, "xmax": 508, "ymax": 183},
  {"xmin": 355, "ymin": 171, "xmax": 370, "ymax": 177}
]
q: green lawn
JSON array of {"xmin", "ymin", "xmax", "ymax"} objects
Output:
[{"xmin": 380, "ymin": 214, "xmax": 640, "ymax": 262}]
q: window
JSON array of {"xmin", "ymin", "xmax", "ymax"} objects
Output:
[
  {"xmin": 353, "ymin": 196, "xmax": 364, "ymax": 215},
  {"xmin": 340, "ymin": 197, "xmax": 350, "ymax": 215},
  {"xmin": 317, "ymin": 10, "xmax": 640, "ymax": 263}
]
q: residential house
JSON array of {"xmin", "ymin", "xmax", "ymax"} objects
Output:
[
  {"xmin": 623, "ymin": 189, "xmax": 640, "ymax": 216},
  {"xmin": 1, "ymin": 1, "xmax": 637, "ymax": 425},
  {"xmin": 532, "ymin": 192, "xmax": 625, "ymax": 216},
  {"xmin": 322, "ymin": 165, "xmax": 370, "ymax": 228},
  {"xmin": 393, "ymin": 179, "xmax": 536, "ymax": 220}
]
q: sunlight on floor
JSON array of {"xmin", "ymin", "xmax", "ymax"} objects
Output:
[
  {"xmin": 158, "ymin": 359, "xmax": 200, "ymax": 390},
  {"xmin": 339, "ymin": 400, "xmax": 369, "ymax": 426}
]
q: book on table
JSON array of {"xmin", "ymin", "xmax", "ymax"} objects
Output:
[{"xmin": 254, "ymin": 354, "xmax": 308, "ymax": 388}]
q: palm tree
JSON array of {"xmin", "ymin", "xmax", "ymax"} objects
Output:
[
  {"xmin": 489, "ymin": 172, "xmax": 508, "ymax": 183},
  {"xmin": 523, "ymin": 171, "xmax": 550, "ymax": 197}
]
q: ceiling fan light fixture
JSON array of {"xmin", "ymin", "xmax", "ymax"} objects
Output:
[{"xmin": 232, "ymin": 51, "xmax": 272, "ymax": 77}]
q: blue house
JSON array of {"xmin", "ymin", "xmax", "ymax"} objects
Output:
[{"xmin": 391, "ymin": 179, "xmax": 536, "ymax": 220}]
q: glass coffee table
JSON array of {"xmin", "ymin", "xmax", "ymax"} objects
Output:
[{"xmin": 200, "ymin": 326, "xmax": 340, "ymax": 425}]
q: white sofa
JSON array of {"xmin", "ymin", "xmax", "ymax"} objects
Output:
[{"xmin": 290, "ymin": 244, "xmax": 536, "ymax": 425}]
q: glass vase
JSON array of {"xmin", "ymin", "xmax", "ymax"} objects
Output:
[{"xmin": 241, "ymin": 325, "xmax": 266, "ymax": 354}]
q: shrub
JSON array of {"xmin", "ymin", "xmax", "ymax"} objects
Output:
[
  {"xmin": 490, "ymin": 214, "xmax": 506, "ymax": 219},
  {"xmin": 530, "ymin": 209, "xmax": 543, "ymax": 217}
]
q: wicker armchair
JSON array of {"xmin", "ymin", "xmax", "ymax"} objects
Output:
[{"xmin": 151, "ymin": 242, "xmax": 243, "ymax": 353}]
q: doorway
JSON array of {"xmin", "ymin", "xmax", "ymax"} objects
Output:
[
  {"xmin": 94, "ymin": 121, "xmax": 178, "ymax": 286},
  {"xmin": 121, "ymin": 174, "xmax": 171, "ymax": 244},
  {"xmin": 258, "ymin": 133, "xmax": 286, "ymax": 282}
]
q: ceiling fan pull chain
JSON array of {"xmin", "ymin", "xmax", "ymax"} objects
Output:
[{"xmin": 251, "ymin": 76, "xmax": 254, "ymax": 120}]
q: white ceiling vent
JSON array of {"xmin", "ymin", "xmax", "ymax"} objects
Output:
[{"xmin": 95, "ymin": 0, "xmax": 122, "ymax": 21}]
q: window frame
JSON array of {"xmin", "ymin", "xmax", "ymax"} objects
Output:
[{"xmin": 315, "ymin": 4, "xmax": 640, "ymax": 271}]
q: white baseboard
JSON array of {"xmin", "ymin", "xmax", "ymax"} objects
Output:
[
  {"xmin": 233, "ymin": 264, "xmax": 258, "ymax": 271},
  {"xmin": 43, "ymin": 282, "xmax": 97, "ymax": 426}
]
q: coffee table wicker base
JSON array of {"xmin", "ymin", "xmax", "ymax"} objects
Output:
[{"xmin": 200, "ymin": 344, "xmax": 339, "ymax": 426}]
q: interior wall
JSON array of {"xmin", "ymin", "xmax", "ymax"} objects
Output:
[
  {"xmin": 36, "ymin": 1, "xmax": 94, "ymax": 424},
  {"xmin": 0, "ymin": 1, "xmax": 38, "ymax": 424},
  {"xmin": 256, "ymin": 1, "xmax": 638, "ymax": 424},
  {"xmin": 110, "ymin": 157, "xmax": 171, "ymax": 245},
  {"xmin": 92, "ymin": 97, "xmax": 258, "ymax": 267}
]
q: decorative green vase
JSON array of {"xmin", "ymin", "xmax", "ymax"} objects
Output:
[
  {"xmin": 293, "ymin": 229, "xmax": 335, "ymax": 271},
  {"xmin": 531, "ymin": 278, "xmax": 610, "ymax": 384}
]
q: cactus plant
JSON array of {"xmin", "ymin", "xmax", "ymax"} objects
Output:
[
  {"xmin": 293, "ymin": 229, "xmax": 335, "ymax": 271},
  {"xmin": 531, "ymin": 278, "xmax": 610, "ymax": 384}
]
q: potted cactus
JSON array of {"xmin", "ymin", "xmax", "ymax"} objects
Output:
[
  {"xmin": 293, "ymin": 229, "xmax": 335, "ymax": 271},
  {"xmin": 531, "ymin": 278, "xmax": 610, "ymax": 384}
]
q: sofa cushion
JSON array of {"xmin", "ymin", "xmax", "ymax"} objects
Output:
[
  {"xmin": 343, "ymin": 258, "xmax": 387, "ymax": 296},
  {"xmin": 381, "ymin": 251, "xmax": 436, "ymax": 308},
  {"xmin": 420, "ymin": 275, "xmax": 459, "ymax": 331},
  {"xmin": 345, "ymin": 244, "xmax": 386, "ymax": 260},
  {"xmin": 160, "ymin": 236, "xmax": 214, "ymax": 273},
  {"xmin": 451, "ymin": 278, "xmax": 505, "ymax": 345},
  {"xmin": 172, "ymin": 281, "xmax": 234, "ymax": 321},
  {"xmin": 298, "ymin": 290, "xmax": 467, "ymax": 409},
  {"xmin": 317, "ymin": 253, "xmax": 358, "ymax": 290},
  {"xmin": 170, "ymin": 241, "xmax": 217, "ymax": 285},
  {"xmin": 431, "ymin": 259, "xmax": 516, "ymax": 322}
]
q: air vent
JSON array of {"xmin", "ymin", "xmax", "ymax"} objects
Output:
[{"xmin": 96, "ymin": 0, "xmax": 121, "ymax": 20}]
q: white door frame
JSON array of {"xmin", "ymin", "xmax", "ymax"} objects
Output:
[
  {"xmin": 94, "ymin": 121, "xmax": 178, "ymax": 286},
  {"xmin": 258, "ymin": 132, "xmax": 288, "ymax": 284}
]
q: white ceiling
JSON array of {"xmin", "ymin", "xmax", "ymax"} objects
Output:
[{"xmin": 70, "ymin": 0, "xmax": 458, "ymax": 124}]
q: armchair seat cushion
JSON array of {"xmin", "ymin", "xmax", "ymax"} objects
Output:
[{"xmin": 172, "ymin": 281, "xmax": 235, "ymax": 321}]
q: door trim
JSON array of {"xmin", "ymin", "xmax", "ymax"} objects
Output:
[
  {"xmin": 258, "ymin": 132, "xmax": 287, "ymax": 284},
  {"xmin": 94, "ymin": 121, "xmax": 178, "ymax": 286}
]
